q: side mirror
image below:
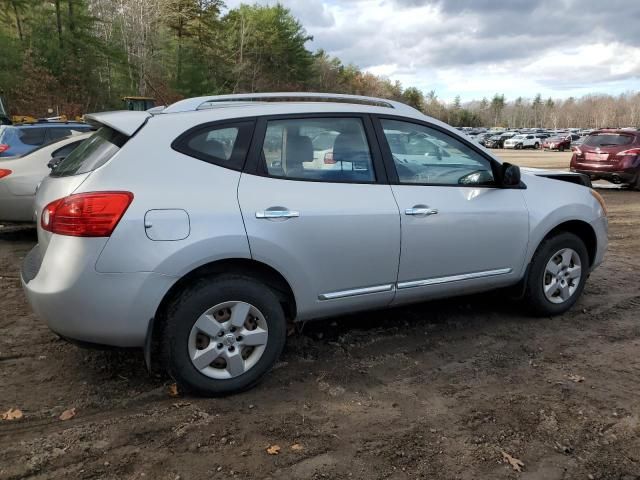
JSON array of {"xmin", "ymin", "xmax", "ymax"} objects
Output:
[
  {"xmin": 47, "ymin": 155, "xmax": 65, "ymax": 170},
  {"xmin": 501, "ymin": 162, "xmax": 521, "ymax": 187}
]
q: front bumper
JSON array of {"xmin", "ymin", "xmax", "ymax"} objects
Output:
[
  {"xmin": 590, "ymin": 215, "xmax": 608, "ymax": 270},
  {"xmin": 21, "ymin": 239, "xmax": 177, "ymax": 347}
]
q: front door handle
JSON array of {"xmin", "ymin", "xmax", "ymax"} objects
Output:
[
  {"xmin": 256, "ymin": 209, "xmax": 300, "ymax": 219},
  {"xmin": 405, "ymin": 206, "xmax": 438, "ymax": 216}
]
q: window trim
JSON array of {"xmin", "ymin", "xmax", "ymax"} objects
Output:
[
  {"xmin": 171, "ymin": 118, "xmax": 257, "ymax": 171},
  {"xmin": 244, "ymin": 113, "xmax": 389, "ymax": 185},
  {"xmin": 372, "ymin": 115, "xmax": 521, "ymax": 189}
]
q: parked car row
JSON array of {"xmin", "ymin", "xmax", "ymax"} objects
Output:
[
  {"xmin": 16, "ymin": 92, "xmax": 609, "ymax": 396},
  {"xmin": 461, "ymin": 128, "xmax": 591, "ymax": 151}
]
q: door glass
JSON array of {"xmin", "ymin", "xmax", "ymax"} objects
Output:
[
  {"xmin": 262, "ymin": 117, "xmax": 375, "ymax": 182},
  {"xmin": 381, "ymin": 119, "xmax": 495, "ymax": 186}
]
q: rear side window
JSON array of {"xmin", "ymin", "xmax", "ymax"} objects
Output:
[
  {"xmin": 18, "ymin": 127, "xmax": 46, "ymax": 145},
  {"xmin": 172, "ymin": 121, "xmax": 255, "ymax": 171},
  {"xmin": 261, "ymin": 117, "xmax": 376, "ymax": 183},
  {"xmin": 51, "ymin": 127, "xmax": 127, "ymax": 177},
  {"xmin": 584, "ymin": 134, "xmax": 633, "ymax": 147}
]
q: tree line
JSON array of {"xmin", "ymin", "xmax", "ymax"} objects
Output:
[{"xmin": 1, "ymin": 0, "xmax": 638, "ymax": 129}]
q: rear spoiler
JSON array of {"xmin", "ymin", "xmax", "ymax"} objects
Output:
[{"xmin": 84, "ymin": 111, "xmax": 151, "ymax": 137}]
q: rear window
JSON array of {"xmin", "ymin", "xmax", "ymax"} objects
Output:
[
  {"xmin": 584, "ymin": 133, "xmax": 634, "ymax": 147},
  {"xmin": 17, "ymin": 127, "xmax": 46, "ymax": 145},
  {"xmin": 48, "ymin": 126, "xmax": 90, "ymax": 141},
  {"xmin": 51, "ymin": 127, "xmax": 127, "ymax": 177}
]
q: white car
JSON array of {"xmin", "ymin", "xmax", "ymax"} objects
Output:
[
  {"xmin": 504, "ymin": 134, "xmax": 541, "ymax": 150},
  {"xmin": 0, "ymin": 132, "xmax": 90, "ymax": 222}
]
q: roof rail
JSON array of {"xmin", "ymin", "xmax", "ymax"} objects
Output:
[{"xmin": 162, "ymin": 92, "xmax": 420, "ymax": 115}]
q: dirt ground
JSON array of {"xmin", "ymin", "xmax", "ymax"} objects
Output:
[{"xmin": 1, "ymin": 151, "xmax": 639, "ymax": 479}]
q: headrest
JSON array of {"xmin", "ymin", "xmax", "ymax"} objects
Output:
[
  {"xmin": 285, "ymin": 135, "xmax": 313, "ymax": 170},
  {"xmin": 332, "ymin": 132, "xmax": 370, "ymax": 163}
]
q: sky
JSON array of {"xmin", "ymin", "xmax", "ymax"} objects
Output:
[{"xmin": 223, "ymin": 0, "xmax": 640, "ymax": 103}]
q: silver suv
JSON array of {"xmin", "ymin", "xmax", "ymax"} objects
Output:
[{"xmin": 21, "ymin": 93, "xmax": 608, "ymax": 396}]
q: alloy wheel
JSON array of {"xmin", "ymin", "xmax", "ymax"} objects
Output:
[{"xmin": 542, "ymin": 248, "xmax": 582, "ymax": 304}]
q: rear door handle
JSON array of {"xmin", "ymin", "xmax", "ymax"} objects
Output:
[
  {"xmin": 405, "ymin": 206, "xmax": 438, "ymax": 216},
  {"xmin": 256, "ymin": 209, "xmax": 300, "ymax": 219}
]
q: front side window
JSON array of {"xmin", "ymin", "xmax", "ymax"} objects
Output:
[
  {"xmin": 262, "ymin": 117, "xmax": 375, "ymax": 182},
  {"xmin": 381, "ymin": 119, "xmax": 495, "ymax": 186}
]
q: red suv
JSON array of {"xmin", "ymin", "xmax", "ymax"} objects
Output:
[
  {"xmin": 543, "ymin": 136, "xmax": 571, "ymax": 151},
  {"xmin": 570, "ymin": 129, "xmax": 640, "ymax": 189}
]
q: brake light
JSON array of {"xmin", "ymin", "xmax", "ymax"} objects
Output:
[
  {"xmin": 41, "ymin": 191, "xmax": 133, "ymax": 237},
  {"xmin": 0, "ymin": 144, "xmax": 9, "ymax": 153},
  {"xmin": 616, "ymin": 148, "xmax": 640, "ymax": 156},
  {"xmin": 324, "ymin": 152, "xmax": 335, "ymax": 164},
  {"xmin": 573, "ymin": 147, "xmax": 582, "ymax": 155},
  {"xmin": 0, "ymin": 169, "xmax": 11, "ymax": 179}
]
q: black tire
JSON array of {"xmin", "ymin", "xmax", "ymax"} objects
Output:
[
  {"xmin": 164, "ymin": 275, "xmax": 287, "ymax": 396},
  {"xmin": 534, "ymin": 142, "xmax": 540, "ymax": 149},
  {"xmin": 515, "ymin": 143, "xmax": 522, "ymax": 150},
  {"xmin": 524, "ymin": 232, "xmax": 589, "ymax": 316},
  {"xmin": 559, "ymin": 145, "xmax": 565, "ymax": 152}
]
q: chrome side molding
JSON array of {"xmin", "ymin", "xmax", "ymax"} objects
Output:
[
  {"xmin": 318, "ymin": 268, "xmax": 513, "ymax": 300},
  {"xmin": 318, "ymin": 284, "xmax": 394, "ymax": 300},
  {"xmin": 397, "ymin": 268, "xmax": 512, "ymax": 289}
]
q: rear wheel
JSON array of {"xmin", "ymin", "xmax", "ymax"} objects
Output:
[
  {"xmin": 534, "ymin": 142, "xmax": 540, "ymax": 149},
  {"xmin": 164, "ymin": 276, "xmax": 287, "ymax": 396},
  {"xmin": 559, "ymin": 145, "xmax": 565, "ymax": 152},
  {"xmin": 524, "ymin": 232, "xmax": 588, "ymax": 316}
]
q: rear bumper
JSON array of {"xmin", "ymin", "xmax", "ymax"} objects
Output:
[
  {"xmin": 21, "ymin": 240, "xmax": 177, "ymax": 347},
  {"xmin": 571, "ymin": 167, "xmax": 638, "ymax": 185},
  {"xmin": 0, "ymin": 183, "xmax": 35, "ymax": 222}
]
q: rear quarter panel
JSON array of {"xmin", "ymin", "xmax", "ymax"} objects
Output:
[{"xmin": 85, "ymin": 113, "xmax": 252, "ymax": 275}]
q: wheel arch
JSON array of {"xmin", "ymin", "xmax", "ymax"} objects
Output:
[
  {"xmin": 147, "ymin": 258, "xmax": 297, "ymax": 372},
  {"xmin": 536, "ymin": 219, "xmax": 597, "ymax": 267}
]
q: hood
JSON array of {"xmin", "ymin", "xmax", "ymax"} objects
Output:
[{"xmin": 521, "ymin": 167, "xmax": 591, "ymax": 187}]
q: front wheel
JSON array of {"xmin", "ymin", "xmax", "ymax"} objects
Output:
[
  {"xmin": 164, "ymin": 276, "xmax": 287, "ymax": 396},
  {"xmin": 524, "ymin": 232, "xmax": 589, "ymax": 316}
]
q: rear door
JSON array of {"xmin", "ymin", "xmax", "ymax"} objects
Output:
[
  {"xmin": 374, "ymin": 117, "xmax": 529, "ymax": 304},
  {"xmin": 238, "ymin": 114, "xmax": 401, "ymax": 320}
]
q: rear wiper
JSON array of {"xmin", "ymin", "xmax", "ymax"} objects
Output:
[{"xmin": 598, "ymin": 143, "xmax": 619, "ymax": 146}]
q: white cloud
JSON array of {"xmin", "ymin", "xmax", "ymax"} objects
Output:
[{"xmin": 223, "ymin": 0, "xmax": 640, "ymax": 101}]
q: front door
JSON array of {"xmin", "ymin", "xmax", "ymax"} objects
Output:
[{"xmin": 375, "ymin": 117, "xmax": 530, "ymax": 304}]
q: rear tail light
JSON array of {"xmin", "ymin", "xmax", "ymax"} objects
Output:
[
  {"xmin": 0, "ymin": 169, "xmax": 11, "ymax": 179},
  {"xmin": 573, "ymin": 147, "xmax": 582, "ymax": 155},
  {"xmin": 616, "ymin": 148, "xmax": 640, "ymax": 156},
  {"xmin": 324, "ymin": 152, "xmax": 335, "ymax": 164},
  {"xmin": 41, "ymin": 191, "xmax": 133, "ymax": 237},
  {"xmin": 0, "ymin": 144, "xmax": 9, "ymax": 153}
]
